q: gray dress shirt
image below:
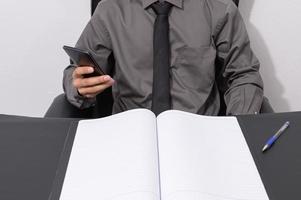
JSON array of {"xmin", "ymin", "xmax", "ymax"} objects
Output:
[{"xmin": 63, "ymin": 0, "xmax": 263, "ymax": 115}]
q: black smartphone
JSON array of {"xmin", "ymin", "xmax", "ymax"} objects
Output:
[{"xmin": 63, "ymin": 45, "xmax": 106, "ymax": 78}]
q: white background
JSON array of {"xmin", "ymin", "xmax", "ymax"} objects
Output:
[
  {"xmin": 239, "ymin": 0, "xmax": 301, "ymax": 113},
  {"xmin": 0, "ymin": 0, "xmax": 90, "ymax": 117},
  {"xmin": 0, "ymin": 0, "xmax": 300, "ymax": 117}
]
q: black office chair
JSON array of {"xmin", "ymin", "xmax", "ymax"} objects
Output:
[{"xmin": 45, "ymin": 0, "xmax": 273, "ymax": 118}]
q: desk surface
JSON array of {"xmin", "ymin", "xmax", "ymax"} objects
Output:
[
  {"xmin": 0, "ymin": 112, "xmax": 300, "ymax": 200},
  {"xmin": 238, "ymin": 112, "xmax": 301, "ymax": 200},
  {"xmin": 0, "ymin": 116, "xmax": 77, "ymax": 200}
]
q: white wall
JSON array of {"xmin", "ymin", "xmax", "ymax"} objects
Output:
[
  {"xmin": 0, "ymin": 0, "xmax": 300, "ymax": 117},
  {"xmin": 239, "ymin": 0, "xmax": 301, "ymax": 112},
  {"xmin": 0, "ymin": 0, "xmax": 90, "ymax": 117}
]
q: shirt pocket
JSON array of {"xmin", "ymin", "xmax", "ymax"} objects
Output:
[{"xmin": 172, "ymin": 45, "xmax": 216, "ymax": 91}]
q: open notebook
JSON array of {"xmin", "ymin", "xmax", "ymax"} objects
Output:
[{"xmin": 60, "ymin": 109, "xmax": 269, "ymax": 200}]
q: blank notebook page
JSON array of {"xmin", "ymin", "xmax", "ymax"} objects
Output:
[
  {"xmin": 60, "ymin": 109, "xmax": 160, "ymax": 200},
  {"xmin": 157, "ymin": 110, "xmax": 269, "ymax": 200}
]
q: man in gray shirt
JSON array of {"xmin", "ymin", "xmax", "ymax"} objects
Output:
[{"xmin": 63, "ymin": 0, "xmax": 263, "ymax": 116}]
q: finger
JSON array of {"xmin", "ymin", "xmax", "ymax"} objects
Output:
[
  {"xmin": 78, "ymin": 81, "xmax": 114, "ymax": 95},
  {"xmin": 73, "ymin": 75, "xmax": 113, "ymax": 88},
  {"xmin": 72, "ymin": 66, "xmax": 94, "ymax": 78},
  {"xmin": 73, "ymin": 76, "xmax": 102, "ymax": 88},
  {"xmin": 78, "ymin": 80, "xmax": 114, "ymax": 96}
]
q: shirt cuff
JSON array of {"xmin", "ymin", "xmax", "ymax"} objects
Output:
[
  {"xmin": 70, "ymin": 85, "xmax": 96, "ymax": 109},
  {"xmin": 225, "ymin": 84, "xmax": 263, "ymax": 115}
]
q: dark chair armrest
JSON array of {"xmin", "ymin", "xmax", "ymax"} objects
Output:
[
  {"xmin": 45, "ymin": 88, "xmax": 113, "ymax": 119},
  {"xmin": 260, "ymin": 96, "xmax": 274, "ymax": 113},
  {"xmin": 44, "ymin": 94, "xmax": 95, "ymax": 118}
]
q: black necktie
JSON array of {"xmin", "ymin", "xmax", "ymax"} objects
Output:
[{"xmin": 151, "ymin": 1, "xmax": 173, "ymax": 116}]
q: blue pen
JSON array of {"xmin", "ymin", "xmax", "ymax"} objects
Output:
[{"xmin": 262, "ymin": 121, "xmax": 290, "ymax": 152}]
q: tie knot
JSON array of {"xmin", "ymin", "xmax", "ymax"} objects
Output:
[{"xmin": 151, "ymin": 1, "xmax": 173, "ymax": 15}]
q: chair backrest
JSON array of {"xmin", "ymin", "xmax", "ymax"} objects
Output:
[
  {"xmin": 91, "ymin": 0, "xmax": 101, "ymax": 16},
  {"xmin": 91, "ymin": 0, "xmax": 240, "ymax": 15}
]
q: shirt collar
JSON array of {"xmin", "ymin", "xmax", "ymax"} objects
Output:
[{"xmin": 142, "ymin": 0, "xmax": 183, "ymax": 9}]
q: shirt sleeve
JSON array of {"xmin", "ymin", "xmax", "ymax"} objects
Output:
[
  {"xmin": 214, "ymin": 1, "xmax": 263, "ymax": 115},
  {"xmin": 63, "ymin": 3, "xmax": 113, "ymax": 109}
]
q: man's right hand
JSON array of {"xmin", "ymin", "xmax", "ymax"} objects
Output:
[{"xmin": 72, "ymin": 66, "xmax": 115, "ymax": 98}]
